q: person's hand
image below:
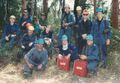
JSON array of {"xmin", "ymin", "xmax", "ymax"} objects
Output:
[
  {"xmin": 106, "ymin": 39, "xmax": 110, "ymax": 46},
  {"xmin": 22, "ymin": 21, "xmax": 26, "ymax": 26},
  {"xmin": 5, "ymin": 36, "xmax": 9, "ymax": 41},
  {"xmin": 37, "ymin": 64, "xmax": 42, "ymax": 70},
  {"xmin": 28, "ymin": 63, "xmax": 34, "ymax": 69},
  {"xmin": 80, "ymin": 55, "xmax": 87, "ymax": 60},
  {"xmin": 21, "ymin": 45, "xmax": 25, "ymax": 49},
  {"xmin": 11, "ymin": 34, "xmax": 16, "ymax": 37},
  {"xmin": 82, "ymin": 34, "xmax": 87, "ymax": 39},
  {"xmin": 58, "ymin": 54, "xmax": 63, "ymax": 59},
  {"xmin": 65, "ymin": 54, "xmax": 70, "ymax": 59},
  {"xmin": 29, "ymin": 42, "xmax": 33, "ymax": 47}
]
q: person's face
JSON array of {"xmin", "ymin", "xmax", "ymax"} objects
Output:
[
  {"xmin": 35, "ymin": 44, "xmax": 43, "ymax": 51},
  {"xmin": 97, "ymin": 12, "xmax": 103, "ymax": 20},
  {"xmin": 64, "ymin": 7, "xmax": 70, "ymax": 14},
  {"xmin": 87, "ymin": 40, "xmax": 93, "ymax": 46},
  {"xmin": 23, "ymin": 10, "xmax": 28, "ymax": 16},
  {"xmin": 28, "ymin": 30, "xmax": 33, "ymax": 35},
  {"xmin": 82, "ymin": 13, "xmax": 89, "ymax": 19},
  {"xmin": 41, "ymin": 15, "xmax": 46, "ymax": 20},
  {"xmin": 9, "ymin": 18, "xmax": 15, "ymax": 24},
  {"xmin": 77, "ymin": 10, "xmax": 81, "ymax": 15},
  {"xmin": 62, "ymin": 40, "xmax": 68, "ymax": 45}
]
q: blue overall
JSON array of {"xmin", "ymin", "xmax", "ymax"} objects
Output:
[
  {"xmin": 82, "ymin": 44, "xmax": 99, "ymax": 72},
  {"xmin": 91, "ymin": 19, "xmax": 111, "ymax": 67},
  {"xmin": 0, "ymin": 23, "xmax": 20, "ymax": 48},
  {"xmin": 58, "ymin": 44, "xmax": 79, "ymax": 61},
  {"xmin": 78, "ymin": 19, "xmax": 92, "ymax": 54},
  {"xmin": 23, "ymin": 48, "xmax": 48, "ymax": 76},
  {"xmin": 58, "ymin": 12, "xmax": 75, "ymax": 45},
  {"xmin": 20, "ymin": 33, "xmax": 36, "ymax": 52}
]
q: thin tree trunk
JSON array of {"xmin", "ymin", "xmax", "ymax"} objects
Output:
[
  {"xmin": 43, "ymin": 0, "xmax": 48, "ymax": 18},
  {"xmin": 22, "ymin": 0, "xmax": 26, "ymax": 14}
]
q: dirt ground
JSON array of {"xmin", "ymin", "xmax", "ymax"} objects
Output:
[{"xmin": 0, "ymin": 57, "xmax": 120, "ymax": 83}]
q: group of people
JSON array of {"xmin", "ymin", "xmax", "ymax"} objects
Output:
[{"xmin": 0, "ymin": 4, "xmax": 111, "ymax": 77}]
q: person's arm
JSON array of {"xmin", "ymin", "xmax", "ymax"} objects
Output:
[
  {"xmin": 87, "ymin": 45, "xmax": 99, "ymax": 60},
  {"xmin": 24, "ymin": 48, "xmax": 35, "ymax": 69},
  {"xmin": 67, "ymin": 13, "xmax": 76, "ymax": 26}
]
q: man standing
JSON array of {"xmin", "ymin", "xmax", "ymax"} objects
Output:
[
  {"xmin": 77, "ymin": 9, "xmax": 92, "ymax": 54},
  {"xmin": 58, "ymin": 4, "xmax": 76, "ymax": 45},
  {"xmin": 74, "ymin": 6, "xmax": 82, "ymax": 45},
  {"xmin": 91, "ymin": 8, "xmax": 111, "ymax": 68},
  {"xmin": 23, "ymin": 38, "xmax": 48, "ymax": 77}
]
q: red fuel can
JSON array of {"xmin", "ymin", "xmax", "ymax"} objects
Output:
[
  {"xmin": 57, "ymin": 57, "xmax": 70, "ymax": 71},
  {"xmin": 73, "ymin": 59, "xmax": 88, "ymax": 77}
]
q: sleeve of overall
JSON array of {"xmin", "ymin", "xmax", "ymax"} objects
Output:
[
  {"xmin": 87, "ymin": 46, "xmax": 99, "ymax": 60},
  {"xmin": 88, "ymin": 20, "xmax": 92, "ymax": 34},
  {"xmin": 26, "ymin": 15, "xmax": 32, "ymax": 23},
  {"xmin": 90, "ymin": 21, "xmax": 94, "ymax": 35},
  {"xmin": 2, "ymin": 24, "xmax": 8, "ymax": 37},
  {"xmin": 41, "ymin": 49, "xmax": 48, "ymax": 67},
  {"xmin": 68, "ymin": 13, "xmax": 76, "ymax": 26},
  {"xmin": 106, "ymin": 20, "xmax": 112, "ymax": 39},
  {"xmin": 24, "ymin": 48, "xmax": 34, "ymax": 63}
]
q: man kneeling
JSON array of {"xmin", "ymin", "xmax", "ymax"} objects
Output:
[
  {"xmin": 23, "ymin": 38, "xmax": 48, "ymax": 77},
  {"xmin": 80, "ymin": 34, "xmax": 99, "ymax": 76}
]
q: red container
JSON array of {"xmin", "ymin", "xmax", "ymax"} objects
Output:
[
  {"xmin": 73, "ymin": 59, "xmax": 88, "ymax": 77},
  {"xmin": 57, "ymin": 57, "xmax": 70, "ymax": 71}
]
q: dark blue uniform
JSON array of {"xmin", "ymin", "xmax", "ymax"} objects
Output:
[
  {"xmin": 0, "ymin": 23, "xmax": 20, "ymax": 48},
  {"xmin": 82, "ymin": 44, "xmax": 99, "ymax": 73},
  {"xmin": 91, "ymin": 19, "xmax": 111, "ymax": 67}
]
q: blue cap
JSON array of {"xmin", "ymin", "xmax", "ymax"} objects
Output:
[
  {"xmin": 96, "ymin": 7, "xmax": 103, "ymax": 13},
  {"xmin": 86, "ymin": 34, "xmax": 93, "ymax": 41},
  {"xmin": 62, "ymin": 35, "xmax": 68, "ymax": 41},
  {"xmin": 35, "ymin": 38, "xmax": 44, "ymax": 44}
]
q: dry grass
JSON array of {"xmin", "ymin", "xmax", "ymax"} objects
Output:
[{"xmin": 0, "ymin": 57, "xmax": 120, "ymax": 83}]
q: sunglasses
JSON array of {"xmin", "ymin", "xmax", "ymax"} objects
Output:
[{"xmin": 83, "ymin": 14, "xmax": 88, "ymax": 16}]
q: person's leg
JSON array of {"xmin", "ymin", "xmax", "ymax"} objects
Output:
[
  {"xmin": 87, "ymin": 61, "xmax": 98, "ymax": 75},
  {"xmin": 23, "ymin": 64, "xmax": 33, "ymax": 77},
  {"xmin": 101, "ymin": 44, "xmax": 108, "ymax": 68},
  {"xmin": 10, "ymin": 37, "xmax": 16, "ymax": 48},
  {"xmin": 58, "ymin": 29, "xmax": 64, "ymax": 45}
]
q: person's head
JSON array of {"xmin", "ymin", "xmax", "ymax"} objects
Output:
[
  {"xmin": 82, "ymin": 9, "xmax": 89, "ymax": 20},
  {"xmin": 41, "ymin": 13, "xmax": 46, "ymax": 20},
  {"xmin": 9, "ymin": 15, "xmax": 16, "ymax": 24},
  {"xmin": 96, "ymin": 8, "xmax": 103, "ymax": 20},
  {"xmin": 62, "ymin": 35, "xmax": 68, "ymax": 45},
  {"xmin": 76, "ymin": 6, "xmax": 82, "ymax": 15},
  {"xmin": 35, "ymin": 38, "xmax": 44, "ymax": 51},
  {"xmin": 86, "ymin": 34, "xmax": 93, "ymax": 46},
  {"xmin": 64, "ymin": 4, "xmax": 70, "ymax": 14},
  {"xmin": 27, "ymin": 26, "xmax": 34, "ymax": 35},
  {"xmin": 23, "ymin": 9, "xmax": 28, "ymax": 17}
]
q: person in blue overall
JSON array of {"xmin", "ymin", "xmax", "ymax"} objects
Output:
[
  {"xmin": 91, "ymin": 8, "xmax": 111, "ymax": 68},
  {"xmin": 57, "ymin": 35, "xmax": 79, "ymax": 61},
  {"xmin": 58, "ymin": 4, "xmax": 76, "ymax": 45},
  {"xmin": 74, "ymin": 6, "xmax": 82, "ymax": 46},
  {"xmin": 77, "ymin": 9, "xmax": 92, "ymax": 54},
  {"xmin": 23, "ymin": 38, "xmax": 48, "ymax": 77},
  {"xmin": 18, "ymin": 9, "xmax": 32, "ymax": 35},
  {"xmin": 33, "ymin": 16, "xmax": 42, "ymax": 38},
  {"xmin": 80, "ymin": 34, "xmax": 99, "ymax": 76},
  {"xmin": 20, "ymin": 26, "xmax": 36, "ymax": 53},
  {"xmin": 0, "ymin": 15, "xmax": 20, "ymax": 48},
  {"xmin": 41, "ymin": 25, "xmax": 53, "ymax": 59}
]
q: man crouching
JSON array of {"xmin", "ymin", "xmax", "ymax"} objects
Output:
[{"xmin": 23, "ymin": 38, "xmax": 48, "ymax": 77}]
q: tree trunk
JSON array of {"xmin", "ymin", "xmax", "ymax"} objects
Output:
[
  {"xmin": 94, "ymin": 0, "xmax": 96, "ymax": 15},
  {"xmin": 43, "ymin": 0, "xmax": 48, "ymax": 18},
  {"xmin": 111, "ymin": 0, "xmax": 119, "ymax": 29},
  {"xmin": 22, "ymin": 0, "xmax": 26, "ymax": 14}
]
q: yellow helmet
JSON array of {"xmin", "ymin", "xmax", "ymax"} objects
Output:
[
  {"xmin": 27, "ymin": 26, "xmax": 34, "ymax": 31},
  {"xmin": 9, "ymin": 15, "xmax": 16, "ymax": 19}
]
